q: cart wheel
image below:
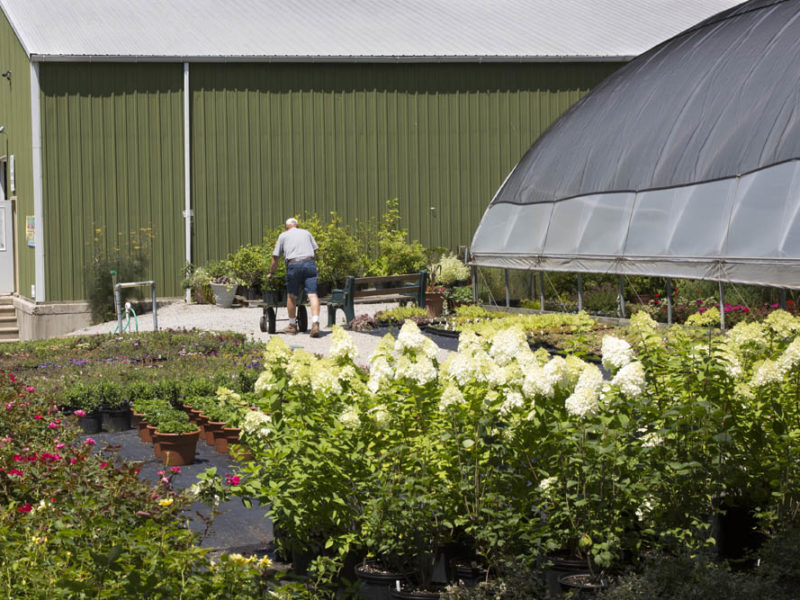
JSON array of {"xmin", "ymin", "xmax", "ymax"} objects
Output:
[
  {"xmin": 259, "ymin": 315, "xmax": 267, "ymax": 332},
  {"xmin": 267, "ymin": 307, "xmax": 277, "ymax": 334},
  {"xmin": 297, "ymin": 306, "xmax": 308, "ymax": 332}
]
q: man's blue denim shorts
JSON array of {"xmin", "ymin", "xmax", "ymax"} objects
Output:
[{"xmin": 286, "ymin": 260, "xmax": 318, "ymax": 297}]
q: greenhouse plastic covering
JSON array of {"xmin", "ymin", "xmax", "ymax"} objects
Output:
[{"xmin": 471, "ymin": 0, "xmax": 800, "ymax": 289}]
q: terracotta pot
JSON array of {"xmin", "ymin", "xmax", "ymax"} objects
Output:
[
  {"xmin": 204, "ymin": 420, "xmax": 225, "ymax": 446},
  {"xmin": 153, "ymin": 429, "xmax": 200, "ymax": 466},
  {"xmin": 425, "ymin": 292, "xmax": 445, "ymax": 317},
  {"xmin": 195, "ymin": 413, "xmax": 209, "ymax": 437},
  {"xmin": 146, "ymin": 424, "xmax": 158, "ymax": 453},
  {"xmin": 188, "ymin": 408, "xmax": 203, "ymax": 424},
  {"xmin": 134, "ymin": 413, "xmax": 151, "ymax": 443},
  {"xmin": 215, "ymin": 426, "xmax": 241, "ymax": 454}
]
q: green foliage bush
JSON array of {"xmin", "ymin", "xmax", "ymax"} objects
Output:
[{"xmin": 229, "ymin": 244, "xmax": 269, "ymax": 288}]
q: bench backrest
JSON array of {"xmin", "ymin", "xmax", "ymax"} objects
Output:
[{"xmin": 343, "ymin": 270, "xmax": 428, "ymax": 306}]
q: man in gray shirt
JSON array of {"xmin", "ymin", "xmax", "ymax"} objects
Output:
[{"xmin": 267, "ymin": 218, "xmax": 321, "ymax": 337}]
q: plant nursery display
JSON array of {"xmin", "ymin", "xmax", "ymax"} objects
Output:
[{"xmin": 206, "ymin": 311, "xmax": 800, "ymax": 598}]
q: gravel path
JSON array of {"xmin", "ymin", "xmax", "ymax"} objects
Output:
[{"xmin": 69, "ymin": 300, "xmax": 456, "ymax": 365}]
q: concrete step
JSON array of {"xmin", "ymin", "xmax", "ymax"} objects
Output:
[
  {"xmin": 0, "ymin": 296, "xmax": 14, "ymax": 306},
  {"xmin": 0, "ymin": 326, "xmax": 19, "ymax": 342}
]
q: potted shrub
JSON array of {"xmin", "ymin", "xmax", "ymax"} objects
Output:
[
  {"xmin": 63, "ymin": 383, "xmax": 102, "ymax": 434},
  {"xmin": 206, "ymin": 260, "xmax": 243, "ymax": 308},
  {"xmin": 97, "ymin": 381, "xmax": 131, "ymax": 432},
  {"xmin": 181, "ymin": 264, "xmax": 214, "ymax": 304},
  {"xmin": 229, "ymin": 244, "xmax": 269, "ymax": 300},
  {"xmin": 153, "ymin": 409, "xmax": 200, "ymax": 466}
]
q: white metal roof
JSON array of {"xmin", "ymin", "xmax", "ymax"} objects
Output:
[{"xmin": 0, "ymin": 0, "xmax": 742, "ymax": 62}]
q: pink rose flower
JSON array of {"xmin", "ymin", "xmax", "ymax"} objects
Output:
[
  {"xmin": 73, "ymin": 410, "xmax": 87, "ymax": 417},
  {"xmin": 83, "ymin": 438, "xmax": 96, "ymax": 446}
]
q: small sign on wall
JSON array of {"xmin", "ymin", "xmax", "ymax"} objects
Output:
[{"xmin": 26, "ymin": 216, "xmax": 34, "ymax": 247}]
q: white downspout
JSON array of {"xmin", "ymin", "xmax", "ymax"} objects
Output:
[
  {"xmin": 182, "ymin": 62, "xmax": 192, "ymax": 302},
  {"xmin": 29, "ymin": 62, "xmax": 45, "ymax": 303}
]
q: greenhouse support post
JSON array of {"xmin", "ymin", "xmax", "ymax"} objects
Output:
[
  {"xmin": 618, "ymin": 276, "xmax": 626, "ymax": 319},
  {"xmin": 577, "ymin": 273, "xmax": 583, "ymax": 312},
  {"xmin": 471, "ymin": 266, "xmax": 478, "ymax": 305},
  {"xmin": 666, "ymin": 278, "xmax": 673, "ymax": 324},
  {"xmin": 719, "ymin": 281, "xmax": 726, "ymax": 330},
  {"xmin": 539, "ymin": 272, "xmax": 545, "ymax": 314},
  {"xmin": 504, "ymin": 269, "xmax": 510, "ymax": 307},
  {"xmin": 780, "ymin": 288, "xmax": 787, "ymax": 310}
]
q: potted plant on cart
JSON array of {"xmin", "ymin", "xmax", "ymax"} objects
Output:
[{"xmin": 229, "ymin": 244, "xmax": 269, "ymax": 301}]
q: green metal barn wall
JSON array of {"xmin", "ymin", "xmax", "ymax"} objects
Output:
[
  {"xmin": 191, "ymin": 62, "xmax": 620, "ymax": 263},
  {"xmin": 0, "ymin": 8, "xmax": 33, "ymax": 299},
  {"xmin": 39, "ymin": 63, "xmax": 185, "ymax": 301}
]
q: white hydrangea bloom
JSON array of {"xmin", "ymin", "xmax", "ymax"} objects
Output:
[
  {"xmin": 765, "ymin": 309, "xmax": 800, "ymax": 338},
  {"xmin": 441, "ymin": 352, "xmax": 490, "ymax": 387},
  {"xmin": 489, "ymin": 326, "xmax": 529, "ymax": 366},
  {"xmin": 779, "ymin": 337, "xmax": 800, "ymax": 374},
  {"xmin": 286, "ymin": 350, "xmax": 315, "ymax": 388},
  {"xmin": 611, "ymin": 361, "xmax": 646, "ymax": 399},
  {"xmin": 216, "ymin": 387, "xmax": 242, "ymax": 402},
  {"xmin": 565, "ymin": 356, "xmax": 588, "ymax": 388},
  {"xmin": 638, "ymin": 429, "xmax": 664, "ymax": 448},
  {"xmin": 394, "ymin": 355, "xmax": 438, "ymax": 386},
  {"xmin": 726, "ymin": 321, "xmax": 768, "ymax": 350},
  {"xmin": 395, "ymin": 320, "xmax": 438, "ymax": 360},
  {"xmin": 635, "ymin": 496, "xmax": 655, "ymax": 522},
  {"xmin": 337, "ymin": 365, "xmax": 359, "ymax": 383},
  {"xmin": 241, "ymin": 410, "xmax": 273, "ymax": 440},
  {"xmin": 329, "ymin": 326, "xmax": 359, "ymax": 362},
  {"xmin": 311, "ymin": 363, "xmax": 343, "ymax": 396},
  {"xmin": 439, "ymin": 384, "xmax": 465, "ymax": 410},
  {"xmin": 367, "ymin": 355, "xmax": 394, "ymax": 394},
  {"xmin": 254, "ymin": 370, "xmax": 276, "ymax": 394},
  {"xmin": 457, "ymin": 330, "xmax": 486, "ymax": 355},
  {"xmin": 734, "ymin": 382, "xmax": 755, "ymax": 402},
  {"xmin": 751, "ymin": 359, "xmax": 783, "ymax": 387},
  {"xmin": 601, "ymin": 335, "xmax": 634, "ymax": 372},
  {"xmin": 368, "ymin": 404, "xmax": 390, "ymax": 427},
  {"xmin": 543, "ymin": 356, "xmax": 571, "ymax": 390},
  {"xmin": 263, "ymin": 336, "xmax": 291, "ymax": 364},
  {"xmin": 339, "ymin": 406, "xmax": 360, "ymax": 429},
  {"xmin": 499, "ymin": 390, "xmax": 525, "ymax": 415},
  {"xmin": 522, "ymin": 366, "xmax": 555, "ymax": 400},
  {"xmin": 717, "ymin": 349, "xmax": 743, "ymax": 380},
  {"xmin": 538, "ymin": 476, "xmax": 557, "ymax": 494},
  {"xmin": 565, "ymin": 386, "xmax": 600, "ymax": 418},
  {"xmin": 629, "ymin": 311, "xmax": 658, "ymax": 335},
  {"xmin": 532, "ymin": 348, "xmax": 551, "ymax": 367}
]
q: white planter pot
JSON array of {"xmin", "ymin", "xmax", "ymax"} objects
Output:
[{"xmin": 210, "ymin": 282, "xmax": 237, "ymax": 308}]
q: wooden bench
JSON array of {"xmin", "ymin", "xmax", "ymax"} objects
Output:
[{"xmin": 327, "ymin": 271, "xmax": 428, "ymax": 327}]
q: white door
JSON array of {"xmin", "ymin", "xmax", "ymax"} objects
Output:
[{"xmin": 0, "ymin": 162, "xmax": 14, "ymax": 293}]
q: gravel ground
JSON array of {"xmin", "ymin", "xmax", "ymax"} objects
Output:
[{"xmin": 69, "ymin": 300, "xmax": 456, "ymax": 365}]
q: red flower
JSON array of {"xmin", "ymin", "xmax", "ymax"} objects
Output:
[
  {"xmin": 25, "ymin": 386, "xmax": 34, "ymax": 393},
  {"xmin": 789, "ymin": 300, "xmax": 795, "ymax": 306},
  {"xmin": 33, "ymin": 415, "xmax": 43, "ymax": 420},
  {"xmin": 8, "ymin": 469, "xmax": 23, "ymax": 476},
  {"xmin": 17, "ymin": 504, "xmax": 32, "ymax": 513},
  {"xmin": 225, "ymin": 474, "xmax": 241, "ymax": 486},
  {"xmin": 100, "ymin": 462, "xmax": 108, "ymax": 469},
  {"xmin": 8, "ymin": 374, "xmax": 16, "ymax": 383},
  {"xmin": 170, "ymin": 466, "xmax": 181, "ymax": 474}
]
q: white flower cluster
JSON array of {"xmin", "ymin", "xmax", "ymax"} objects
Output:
[
  {"xmin": 394, "ymin": 355, "xmax": 438, "ymax": 386},
  {"xmin": 439, "ymin": 383, "xmax": 465, "ymax": 410},
  {"xmin": 716, "ymin": 348, "xmax": 743, "ymax": 380},
  {"xmin": 778, "ymin": 337, "xmax": 800, "ymax": 374},
  {"xmin": 489, "ymin": 326, "xmax": 529, "ymax": 366},
  {"xmin": 765, "ymin": 310, "xmax": 800, "ymax": 338},
  {"xmin": 565, "ymin": 364, "xmax": 603, "ymax": 417},
  {"xmin": 263, "ymin": 336, "xmax": 291, "ymax": 364},
  {"xmin": 367, "ymin": 354, "xmax": 394, "ymax": 394},
  {"xmin": 538, "ymin": 476, "xmax": 557, "ymax": 494},
  {"xmin": 441, "ymin": 351, "xmax": 490, "ymax": 387},
  {"xmin": 311, "ymin": 361, "xmax": 343, "ymax": 396},
  {"xmin": 750, "ymin": 359, "xmax": 783, "ymax": 387},
  {"xmin": 286, "ymin": 350, "xmax": 314, "ymax": 388},
  {"xmin": 629, "ymin": 311, "xmax": 658, "ymax": 335},
  {"xmin": 499, "ymin": 390, "xmax": 525, "ymax": 415},
  {"xmin": 254, "ymin": 370, "xmax": 276, "ymax": 395},
  {"xmin": 611, "ymin": 362, "xmax": 646, "ymax": 399},
  {"xmin": 638, "ymin": 429, "xmax": 664, "ymax": 448},
  {"xmin": 329, "ymin": 326, "xmax": 359, "ymax": 363},
  {"xmin": 522, "ymin": 365, "xmax": 556, "ymax": 400},
  {"xmin": 368, "ymin": 404, "xmax": 390, "ymax": 427},
  {"xmin": 241, "ymin": 410, "xmax": 272, "ymax": 440},
  {"xmin": 601, "ymin": 335, "xmax": 634, "ymax": 372},
  {"xmin": 338, "ymin": 406, "xmax": 361, "ymax": 429},
  {"xmin": 216, "ymin": 386, "xmax": 242, "ymax": 402},
  {"xmin": 395, "ymin": 321, "xmax": 439, "ymax": 360},
  {"xmin": 726, "ymin": 321, "xmax": 768, "ymax": 350},
  {"xmin": 635, "ymin": 496, "xmax": 655, "ymax": 522}
]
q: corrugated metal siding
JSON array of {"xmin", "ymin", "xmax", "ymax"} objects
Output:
[
  {"xmin": 191, "ymin": 62, "xmax": 620, "ymax": 261},
  {"xmin": 39, "ymin": 63, "xmax": 184, "ymax": 300},
  {"xmin": 0, "ymin": 8, "xmax": 33, "ymax": 297}
]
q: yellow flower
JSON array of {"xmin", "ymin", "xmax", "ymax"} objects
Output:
[
  {"xmin": 159, "ymin": 498, "xmax": 174, "ymax": 507},
  {"xmin": 227, "ymin": 553, "xmax": 255, "ymax": 565},
  {"xmin": 257, "ymin": 556, "xmax": 273, "ymax": 570},
  {"xmin": 95, "ymin": 228, "xmax": 102, "ymax": 234}
]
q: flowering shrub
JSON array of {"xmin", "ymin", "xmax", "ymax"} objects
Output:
[{"xmin": 0, "ymin": 372, "xmax": 282, "ymax": 598}]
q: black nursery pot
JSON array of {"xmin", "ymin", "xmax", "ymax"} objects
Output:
[
  {"xmin": 101, "ymin": 407, "xmax": 132, "ymax": 432},
  {"xmin": 78, "ymin": 412, "xmax": 102, "ymax": 434}
]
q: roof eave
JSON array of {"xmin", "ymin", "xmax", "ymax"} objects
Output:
[{"xmin": 29, "ymin": 53, "xmax": 635, "ymax": 63}]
